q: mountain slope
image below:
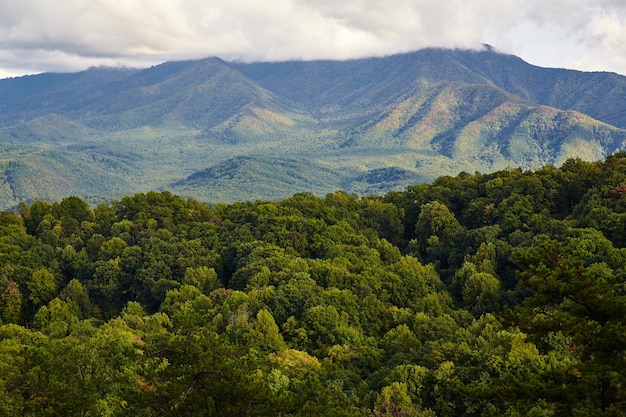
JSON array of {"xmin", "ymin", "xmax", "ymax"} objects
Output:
[
  {"xmin": 0, "ymin": 143, "xmax": 139, "ymax": 208},
  {"xmin": 1, "ymin": 47, "xmax": 626, "ymax": 208},
  {"xmin": 170, "ymin": 155, "xmax": 347, "ymax": 203},
  {"xmin": 231, "ymin": 47, "xmax": 626, "ymax": 128},
  {"xmin": 348, "ymin": 82, "xmax": 625, "ymax": 163},
  {"xmin": 0, "ymin": 67, "xmax": 140, "ymax": 125}
]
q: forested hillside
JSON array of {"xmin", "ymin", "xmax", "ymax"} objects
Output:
[
  {"xmin": 1, "ymin": 153, "xmax": 626, "ymax": 416},
  {"xmin": 2, "ymin": 47, "xmax": 626, "ymax": 208}
]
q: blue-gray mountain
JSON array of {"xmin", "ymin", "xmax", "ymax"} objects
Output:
[{"xmin": 1, "ymin": 46, "xmax": 625, "ymax": 209}]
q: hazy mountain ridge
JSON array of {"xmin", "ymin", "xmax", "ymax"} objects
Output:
[
  {"xmin": 230, "ymin": 48, "xmax": 626, "ymax": 128},
  {"xmin": 1, "ymin": 47, "xmax": 626, "ymax": 208}
]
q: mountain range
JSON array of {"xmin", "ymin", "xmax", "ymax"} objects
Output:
[{"xmin": 1, "ymin": 45, "xmax": 625, "ymax": 209}]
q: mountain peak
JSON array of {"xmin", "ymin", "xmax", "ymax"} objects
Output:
[{"xmin": 1, "ymin": 47, "xmax": 625, "ymax": 207}]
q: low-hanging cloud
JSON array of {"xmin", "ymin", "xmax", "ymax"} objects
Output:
[{"xmin": 1, "ymin": 0, "xmax": 626, "ymax": 78}]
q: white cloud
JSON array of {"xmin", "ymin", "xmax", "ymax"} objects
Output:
[
  {"xmin": 1, "ymin": 0, "xmax": 626, "ymax": 78},
  {"xmin": 569, "ymin": 9, "xmax": 626, "ymax": 73}
]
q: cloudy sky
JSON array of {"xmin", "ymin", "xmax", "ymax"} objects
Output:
[{"xmin": 1, "ymin": 0, "xmax": 626, "ymax": 79}]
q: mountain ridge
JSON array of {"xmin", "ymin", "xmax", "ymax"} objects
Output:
[{"xmin": 1, "ymin": 47, "xmax": 625, "ymax": 208}]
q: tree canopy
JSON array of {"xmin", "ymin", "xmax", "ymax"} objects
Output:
[{"xmin": 1, "ymin": 154, "xmax": 626, "ymax": 415}]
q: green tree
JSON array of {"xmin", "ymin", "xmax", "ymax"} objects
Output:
[
  {"xmin": 52, "ymin": 196, "xmax": 94, "ymax": 223},
  {"xmin": 462, "ymin": 272, "xmax": 501, "ymax": 316},
  {"xmin": 0, "ymin": 281, "xmax": 23, "ymax": 324},
  {"xmin": 255, "ymin": 309, "xmax": 287, "ymax": 352},
  {"xmin": 413, "ymin": 201, "xmax": 464, "ymax": 271},
  {"xmin": 27, "ymin": 268, "xmax": 56, "ymax": 307},
  {"xmin": 373, "ymin": 382, "xmax": 432, "ymax": 417},
  {"xmin": 183, "ymin": 266, "xmax": 221, "ymax": 294},
  {"xmin": 58, "ymin": 279, "xmax": 91, "ymax": 318},
  {"xmin": 513, "ymin": 237, "xmax": 626, "ymax": 415}
]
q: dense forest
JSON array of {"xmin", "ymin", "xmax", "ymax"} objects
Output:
[{"xmin": 1, "ymin": 153, "xmax": 626, "ymax": 416}]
